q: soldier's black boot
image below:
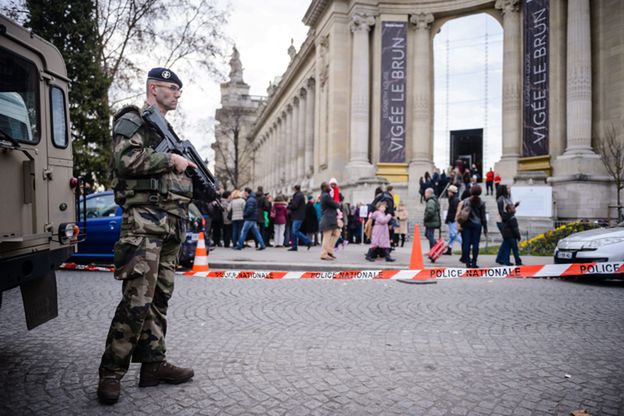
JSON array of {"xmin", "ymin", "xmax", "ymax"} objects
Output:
[
  {"xmin": 97, "ymin": 370, "xmax": 121, "ymax": 405},
  {"xmin": 139, "ymin": 361, "xmax": 194, "ymax": 387}
]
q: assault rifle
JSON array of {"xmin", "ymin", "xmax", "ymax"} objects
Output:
[{"xmin": 143, "ymin": 105, "xmax": 219, "ymax": 204}]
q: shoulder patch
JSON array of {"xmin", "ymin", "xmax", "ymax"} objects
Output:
[
  {"xmin": 113, "ymin": 106, "xmax": 144, "ymax": 139},
  {"xmin": 113, "ymin": 105, "xmax": 141, "ymax": 122},
  {"xmin": 114, "ymin": 117, "xmax": 142, "ymax": 139}
]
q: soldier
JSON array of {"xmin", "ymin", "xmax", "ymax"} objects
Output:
[{"xmin": 97, "ymin": 67, "xmax": 197, "ymax": 405}]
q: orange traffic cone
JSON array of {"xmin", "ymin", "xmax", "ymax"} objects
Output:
[
  {"xmin": 191, "ymin": 231, "xmax": 209, "ymax": 272},
  {"xmin": 409, "ymin": 224, "xmax": 424, "ymax": 270}
]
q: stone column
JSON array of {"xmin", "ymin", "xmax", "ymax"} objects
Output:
[
  {"xmin": 304, "ymin": 79, "xmax": 316, "ymax": 179},
  {"xmin": 297, "ymin": 90, "xmax": 306, "ymax": 183},
  {"xmin": 262, "ymin": 134, "xmax": 268, "ymax": 187},
  {"xmin": 494, "ymin": 0, "xmax": 521, "ymax": 180},
  {"xmin": 289, "ymin": 101, "xmax": 298, "ymax": 186},
  {"xmin": 284, "ymin": 104, "xmax": 293, "ymax": 189},
  {"xmin": 256, "ymin": 137, "xmax": 262, "ymax": 188},
  {"xmin": 564, "ymin": 0, "xmax": 594, "ymax": 155},
  {"xmin": 346, "ymin": 13, "xmax": 376, "ymax": 181},
  {"xmin": 279, "ymin": 115, "xmax": 286, "ymax": 189},
  {"xmin": 408, "ymin": 12, "xmax": 435, "ymax": 197},
  {"xmin": 270, "ymin": 125, "xmax": 277, "ymax": 190}
]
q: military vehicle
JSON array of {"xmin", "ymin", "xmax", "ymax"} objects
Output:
[{"xmin": 0, "ymin": 15, "xmax": 81, "ymax": 329}]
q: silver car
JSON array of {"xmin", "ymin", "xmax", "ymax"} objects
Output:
[{"xmin": 554, "ymin": 222, "xmax": 624, "ymax": 263}]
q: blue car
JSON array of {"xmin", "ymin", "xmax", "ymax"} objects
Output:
[{"xmin": 70, "ymin": 191, "xmax": 204, "ymax": 268}]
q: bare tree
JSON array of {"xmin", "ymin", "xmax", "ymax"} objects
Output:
[
  {"xmin": 3, "ymin": 0, "xmax": 228, "ymax": 100},
  {"xmin": 596, "ymin": 122, "xmax": 624, "ymax": 221},
  {"xmin": 95, "ymin": 0, "xmax": 227, "ymax": 97},
  {"xmin": 213, "ymin": 106, "xmax": 256, "ymax": 190}
]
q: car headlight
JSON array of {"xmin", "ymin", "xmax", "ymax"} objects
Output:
[
  {"xmin": 583, "ymin": 238, "xmax": 624, "ymax": 249},
  {"xmin": 557, "ymin": 239, "xmax": 570, "ymax": 249}
]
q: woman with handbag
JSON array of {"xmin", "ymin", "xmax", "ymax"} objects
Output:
[
  {"xmin": 495, "ymin": 185, "xmax": 523, "ymax": 266},
  {"xmin": 456, "ymin": 185, "xmax": 487, "ymax": 268},
  {"xmin": 319, "ymin": 182, "xmax": 342, "ymax": 260}
]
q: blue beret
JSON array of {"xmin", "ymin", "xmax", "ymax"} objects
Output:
[{"xmin": 147, "ymin": 67, "xmax": 183, "ymax": 88}]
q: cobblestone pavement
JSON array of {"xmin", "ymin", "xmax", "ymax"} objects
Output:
[{"xmin": 1, "ymin": 271, "xmax": 623, "ymax": 416}]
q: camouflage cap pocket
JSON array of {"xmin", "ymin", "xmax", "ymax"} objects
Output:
[{"xmin": 113, "ymin": 236, "xmax": 150, "ymax": 280}]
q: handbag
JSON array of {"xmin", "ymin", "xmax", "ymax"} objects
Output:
[
  {"xmin": 364, "ymin": 217, "xmax": 373, "ymax": 239},
  {"xmin": 456, "ymin": 200, "xmax": 471, "ymax": 225}
]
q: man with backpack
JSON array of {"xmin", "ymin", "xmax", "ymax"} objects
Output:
[{"xmin": 423, "ymin": 188, "xmax": 441, "ymax": 250}]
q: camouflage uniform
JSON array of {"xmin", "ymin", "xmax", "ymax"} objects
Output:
[{"xmin": 99, "ymin": 104, "xmax": 192, "ymax": 378}]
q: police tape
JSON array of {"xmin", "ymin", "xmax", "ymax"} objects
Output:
[
  {"xmin": 59, "ymin": 262, "xmax": 624, "ymax": 280},
  {"xmin": 60, "ymin": 263, "xmax": 115, "ymax": 272},
  {"xmin": 180, "ymin": 262, "xmax": 624, "ymax": 280}
]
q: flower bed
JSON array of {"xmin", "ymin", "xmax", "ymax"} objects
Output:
[{"xmin": 518, "ymin": 220, "xmax": 600, "ymax": 256}]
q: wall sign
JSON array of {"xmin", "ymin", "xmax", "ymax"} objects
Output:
[
  {"xmin": 380, "ymin": 21, "xmax": 407, "ymax": 163},
  {"xmin": 523, "ymin": 0, "xmax": 549, "ymax": 157}
]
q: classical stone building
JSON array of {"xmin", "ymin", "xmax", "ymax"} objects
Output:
[
  {"xmin": 213, "ymin": 47, "xmax": 265, "ymax": 190},
  {"xmin": 222, "ymin": 0, "xmax": 623, "ymax": 224}
]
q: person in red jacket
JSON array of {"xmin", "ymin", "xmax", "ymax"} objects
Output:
[
  {"xmin": 494, "ymin": 173, "xmax": 502, "ymax": 195},
  {"xmin": 485, "ymin": 168, "xmax": 495, "ymax": 196}
]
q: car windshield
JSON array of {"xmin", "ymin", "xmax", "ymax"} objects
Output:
[
  {"xmin": 0, "ymin": 48, "xmax": 40, "ymax": 143},
  {"xmin": 82, "ymin": 194, "xmax": 117, "ymax": 218}
]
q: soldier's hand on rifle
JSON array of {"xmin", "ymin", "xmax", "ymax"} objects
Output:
[{"xmin": 171, "ymin": 153, "xmax": 198, "ymax": 173}]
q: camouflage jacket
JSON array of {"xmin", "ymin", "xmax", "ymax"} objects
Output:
[{"xmin": 110, "ymin": 104, "xmax": 192, "ymax": 218}]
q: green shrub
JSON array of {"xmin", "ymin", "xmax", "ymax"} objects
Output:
[{"xmin": 518, "ymin": 220, "xmax": 599, "ymax": 256}]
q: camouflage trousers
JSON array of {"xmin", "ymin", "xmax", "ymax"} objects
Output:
[{"xmin": 99, "ymin": 206, "xmax": 186, "ymax": 378}]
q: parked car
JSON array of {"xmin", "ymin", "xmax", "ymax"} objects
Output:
[
  {"xmin": 554, "ymin": 221, "xmax": 624, "ymax": 263},
  {"xmin": 69, "ymin": 191, "xmax": 204, "ymax": 268}
]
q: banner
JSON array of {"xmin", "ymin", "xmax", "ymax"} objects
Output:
[
  {"xmin": 380, "ymin": 21, "xmax": 407, "ymax": 163},
  {"xmin": 522, "ymin": 0, "xmax": 549, "ymax": 157}
]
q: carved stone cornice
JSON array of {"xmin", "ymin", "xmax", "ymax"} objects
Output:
[
  {"xmin": 349, "ymin": 13, "xmax": 375, "ymax": 33},
  {"xmin": 303, "ymin": 0, "xmax": 330, "ymax": 27},
  {"xmin": 495, "ymin": 0, "xmax": 520, "ymax": 15},
  {"xmin": 299, "ymin": 87, "xmax": 307, "ymax": 98},
  {"xmin": 410, "ymin": 12, "xmax": 434, "ymax": 30},
  {"xmin": 293, "ymin": 96, "xmax": 300, "ymax": 106}
]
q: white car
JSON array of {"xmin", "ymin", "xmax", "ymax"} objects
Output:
[{"xmin": 554, "ymin": 222, "xmax": 624, "ymax": 263}]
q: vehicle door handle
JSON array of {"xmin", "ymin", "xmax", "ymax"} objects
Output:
[{"xmin": 109, "ymin": 221, "xmax": 117, "ymax": 230}]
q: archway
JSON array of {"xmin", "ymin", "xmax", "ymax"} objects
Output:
[{"xmin": 433, "ymin": 13, "xmax": 503, "ymax": 179}]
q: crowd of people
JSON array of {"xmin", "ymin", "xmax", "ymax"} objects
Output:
[
  {"xmin": 421, "ymin": 160, "xmax": 522, "ymax": 268},
  {"xmin": 199, "ymin": 160, "xmax": 521, "ymax": 267},
  {"xmin": 199, "ymin": 178, "xmax": 409, "ymax": 262}
]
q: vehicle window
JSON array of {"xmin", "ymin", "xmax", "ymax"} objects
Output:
[
  {"xmin": 82, "ymin": 194, "xmax": 118, "ymax": 218},
  {"xmin": 0, "ymin": 47, "xmax": 40, "ymax": 143},
  {"xmin": 50, "ymin": 86, "xmax": 68, "ymax": 148}
]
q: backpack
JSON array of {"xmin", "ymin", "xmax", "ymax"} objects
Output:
[{"xmin": 456, "ymin": 200, "xmax": 472, "ymax": 225}]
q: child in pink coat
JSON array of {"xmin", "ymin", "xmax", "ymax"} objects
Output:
[{"xmin": 365, "ymin": 202, "xmax": 396, "ymax": 262}]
